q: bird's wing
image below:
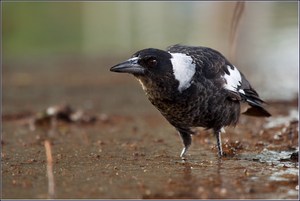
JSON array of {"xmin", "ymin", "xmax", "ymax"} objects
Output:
[
  {"xmin": 167, "ymin": 44, "xmax": 228, "ymax": 79},
  {"xmin": 167, "ymin": 44, "xmax": 271, "ymax": 117},
  {"xmin": 216, "ymin": 61, "xmax": 271, "ymax": 117}
]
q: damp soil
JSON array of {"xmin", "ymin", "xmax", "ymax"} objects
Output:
[{"xmin": 2, "ymin": 57, "xmax": 299, "ymax": 199}]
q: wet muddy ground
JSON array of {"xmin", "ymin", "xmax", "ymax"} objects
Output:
[{"xmin": 2, "ymin": 57, "xmax": 299, "ymax": 199}]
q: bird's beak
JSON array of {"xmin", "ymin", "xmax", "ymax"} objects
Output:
[{"xmin": 110, "ymin": 57, "xmax": 145, "ymax": 75}]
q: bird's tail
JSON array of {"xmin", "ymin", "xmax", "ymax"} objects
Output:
[
  {"xmin": 240, "ymin": 90, "xmax": 271, "ymax": 117},
  {"xmin": 243, "ymin": 105, "xmax": 271, "ymax": 117}
]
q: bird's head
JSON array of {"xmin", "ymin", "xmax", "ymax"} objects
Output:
[
  {"xmin": 110, "ymin": 48, "xmax": 173, "ymax": 77},
  {"xmin": 110, "ymin": 48, "xmax": 196, "ymax": 94}
]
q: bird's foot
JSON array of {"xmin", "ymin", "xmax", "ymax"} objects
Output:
[
  {"xmin": 180, "ymin": 146, "xmax": 189, "ymax": 159},
  {"xmin": 217, "ymin": 148, "xmax": 223, "ymax": 158}
]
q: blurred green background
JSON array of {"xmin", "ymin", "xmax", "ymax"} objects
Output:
[
  {"xmin": 3, "ymin": 2, "xmax": 298, "ymax": 57},
  {"xmin": 2, "ymin": 1, "xmax": 240, "ymax": 58},
  {"xmin": 2, "ymin": 1, "xmax": 298, "ymax": 114}
]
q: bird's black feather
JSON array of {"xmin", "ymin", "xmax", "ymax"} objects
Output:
[
  {"xmin": 168, "ymin": 44, "xmax": 270, "ymax": 117},
  {"xmin": 111, "ymin": 44, "xmax": 271, "ymax": 157}
]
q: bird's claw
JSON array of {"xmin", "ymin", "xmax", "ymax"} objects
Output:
[{"xmin": 180, "ymin": 147, "xmax": 189, "ymax": 159}]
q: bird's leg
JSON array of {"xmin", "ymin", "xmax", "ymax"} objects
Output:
[
  {"xmin": 214, "ymin": 129, "xmax": 223, "ymax": 157},
  {"xmin": 177, "ymin": 128, "xmax": 192, "ymax": 158}
]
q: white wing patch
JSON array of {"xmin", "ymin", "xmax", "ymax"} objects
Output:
[
  {"xmin": 223, "ymin": 65, "xmax": 244, "ymax": 94},
  {"xmin": 169, "ymin": 53, "xmax": 196, "ymax": 93}
]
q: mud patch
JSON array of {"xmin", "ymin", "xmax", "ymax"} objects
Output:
[
  {"xmin": 2, "ymin": 57, "xmax": 299, "ymax": 199},
  {"xmin": 2, "ymin": 100, "xmax": 298, "ymax": 199}
]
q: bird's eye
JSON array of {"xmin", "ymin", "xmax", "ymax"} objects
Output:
[{"xmin": 147, "ymin": 58, "xmax": 158, "ymax": 67}]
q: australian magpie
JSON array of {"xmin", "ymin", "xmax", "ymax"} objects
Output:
[{"xmin": 110, "ymin": 44, "xmax": 271, "ymax": 158}]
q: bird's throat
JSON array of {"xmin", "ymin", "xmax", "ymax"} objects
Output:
[{"xmin": 136, "ymin": 76, "xmax": 178, "ymax": 101}]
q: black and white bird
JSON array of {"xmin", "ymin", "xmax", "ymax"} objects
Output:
[{"xmin": 110, "ymin": 44, "xmax": 271, "ymax": 158}]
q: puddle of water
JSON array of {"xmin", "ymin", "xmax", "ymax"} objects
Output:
[
  {"xmin": 264, "ymin": 109, "xmax": 298, "ymax": 129},
  {"xmin": 269, "ymin": 168, "xmax": 298, "ymax": 181},
  {"xmin": 255, "ymin": 148, "xmax": 298, "ymax": 165},
  {"xmin": 2, "ymin": 57, "xmax": 299, "ymax": 199},
  {"xmin": 240, "ymin": 148, "xmax": 299, "ymax": 183}
]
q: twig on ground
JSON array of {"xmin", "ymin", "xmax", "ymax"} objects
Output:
[{"xmin": 44, "ymin": 140, "xmax": 55, "ymax": 199}]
